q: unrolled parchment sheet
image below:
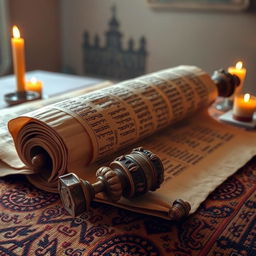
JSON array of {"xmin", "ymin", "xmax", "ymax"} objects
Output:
[{"xmin": 3, "ymin": 65, "xmax": 256, "ymax": 220}]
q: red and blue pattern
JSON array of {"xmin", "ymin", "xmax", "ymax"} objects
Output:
[{"xmin": 0, "ymin": 158, "xmax": 255, "ymax": 255}]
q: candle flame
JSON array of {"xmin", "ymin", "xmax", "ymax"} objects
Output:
[
  {"xmin": 12, "ymin": 25, "xmax": 20, "ymax": 39},
  {"xmin": 31, "ymin": 77, "xmax": 37, "ymax": 84},
  {"xmin": 244, "ymin": 93, "xmax": 250, "ymax": 103},
  {"xmin": 236, "ymin": 61, "xmax": 243, "ymax": 70}
]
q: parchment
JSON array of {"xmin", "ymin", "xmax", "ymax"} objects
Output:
[
  {"xmin": 7, "ymin": 66, "xmax": 217, "ymax": 182},
  {"xmin": 2, "ymin": 65, "xmax": 256, "ymax": 220},
  {"xmin": 0, "ymin": 81, "xmax": 112, "ymax": 169},
  {"xmin": 93, "ymin": 112, "xmax": 256, "ymax": 219}
]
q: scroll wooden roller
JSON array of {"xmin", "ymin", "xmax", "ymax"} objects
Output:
[{"xmin": 58, "ymin": 147, "xmax": 191, "ymax": 219}]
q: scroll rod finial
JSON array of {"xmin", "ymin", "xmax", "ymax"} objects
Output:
[
  {"xmin": 169, "ymin": 199, "xmax": 191, "ymax": 220},
  {"xmin": 31, "ymin": 150, "xmax": 52, "ymax": 172}
]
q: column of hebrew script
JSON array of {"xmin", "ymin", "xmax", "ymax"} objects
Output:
[{"xmin": 51, "ymin": 66, "xmax": 217, "ymax": 162}]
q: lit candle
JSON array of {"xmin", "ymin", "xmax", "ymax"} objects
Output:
[
  {"xmin": 233, "ymin": 93, "xmax": 256, "ymax": 122},
  {"xmin": 11, "ymin": 25, "xmax": 26, "ymax": 92},
  {"xmin": 26, "ymin": 77, "xmax": 43, "ymax": 97},
  {"xmin": 228, "ymin": 61, "xmax": 246, "ymax": 94}
]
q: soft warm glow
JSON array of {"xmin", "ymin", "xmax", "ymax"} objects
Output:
[
  {"xmin": 12, "ymin": 26, "xmax": 21, "ymax": 39},
  {"xmin": 244, "ymin": 93, "xmax": 250, "ymax": 103},
  {"xmin": 236, "ymin": 61, "xmax": 243, "ymax": 70},
  {"xmin": 30, "ymin": 77, "xmax": 38, "ymax": 84}
]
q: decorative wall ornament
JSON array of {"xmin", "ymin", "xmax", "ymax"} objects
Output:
[
  {"xmin": 82, "ymin": 5, "xmax": 148, "ymax": 80},
  {"xmin": 148, "ymin": 0, "xmax": 250, "ymax": 11}
]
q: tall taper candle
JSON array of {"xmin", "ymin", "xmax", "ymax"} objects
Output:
[{"xmin": 11, "ymin": 25, "xmax": 26, "ymax": 92}]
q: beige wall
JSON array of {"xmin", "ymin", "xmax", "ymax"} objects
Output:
[
  {"xmin": 9, "ymin": 0, "xmax": 61, "ymax": 72},
  {"xmin": 61, "ymin": 0, "xmax": 256, "ymax": 93}
]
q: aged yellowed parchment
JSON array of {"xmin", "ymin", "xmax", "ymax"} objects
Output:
[{"xmin": 1, "ymin": 66, "xmax": 256, "ymax": 220}]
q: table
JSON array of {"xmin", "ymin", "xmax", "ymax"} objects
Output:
[
  {"xmin": 0, "ymin": 74, "xmax": 255, "ymax": 255},
  {"xmin": 0, "ymin": 71, "xmax": 103, "ymax": 108}
]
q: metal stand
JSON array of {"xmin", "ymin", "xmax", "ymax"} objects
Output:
[
  {"xmin": 4, "ymin": 91, "xmax": 41, "ymax": 106},
  {"xmin": 215, "ymin": 97, "xmax": 233, "ymax": 111}
]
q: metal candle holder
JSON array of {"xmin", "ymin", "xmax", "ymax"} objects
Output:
[{"xmin": 4, "ymin": 91, "xmax": 41, "ymax": 106}]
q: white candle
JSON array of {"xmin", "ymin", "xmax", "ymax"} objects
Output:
[{"xmin": 233, "ymin": 93, "xmax": 256, "ymax": 122}]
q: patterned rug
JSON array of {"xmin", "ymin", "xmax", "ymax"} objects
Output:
[{"xmin": 0, "ymin": 156, "xmax": 255, "ymax": 256}]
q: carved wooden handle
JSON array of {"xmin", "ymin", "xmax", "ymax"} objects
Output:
[
  {"xmin": 58, "ymin": 147, "xmax": 191, "ymax": 220},
  {"xmin": 58, "ymin": 147, "xmax": 165, "ymax": 217}
]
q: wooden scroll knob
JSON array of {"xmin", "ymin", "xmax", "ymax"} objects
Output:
[
  {"xmin": 31, "ymin": 154, "xmax": 47, "ymax": 170},
  {"xmin": 211, "ymin": 69, "xmax": 240, "ymax": 97},
  {"xmin": 168, "ymin": 199, "xmax": 191, "ymax": 220},
  {"xmin": 58, "ymin": 147, "xmax": 165, "ymax": 217},
  {"xmin": 31, "ymin": 149, "xmax": 52, "ymax": 172}
]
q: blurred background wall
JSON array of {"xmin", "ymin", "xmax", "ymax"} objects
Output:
[
  {"xmin": 8, "ymin": 0, "xmax": 61, "ymax": 72},
  {"xmin": 60, "ymin": 0, "xmax": 256, "ymax": 93},
  {"xmin": 4, "ymin": 0, "xmax": 256, "ymax": 93}
]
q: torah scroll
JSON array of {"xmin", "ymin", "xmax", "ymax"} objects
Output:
[{"xmin": 5, "ymin": 65, "xmax": 256, "ymax": 219}]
